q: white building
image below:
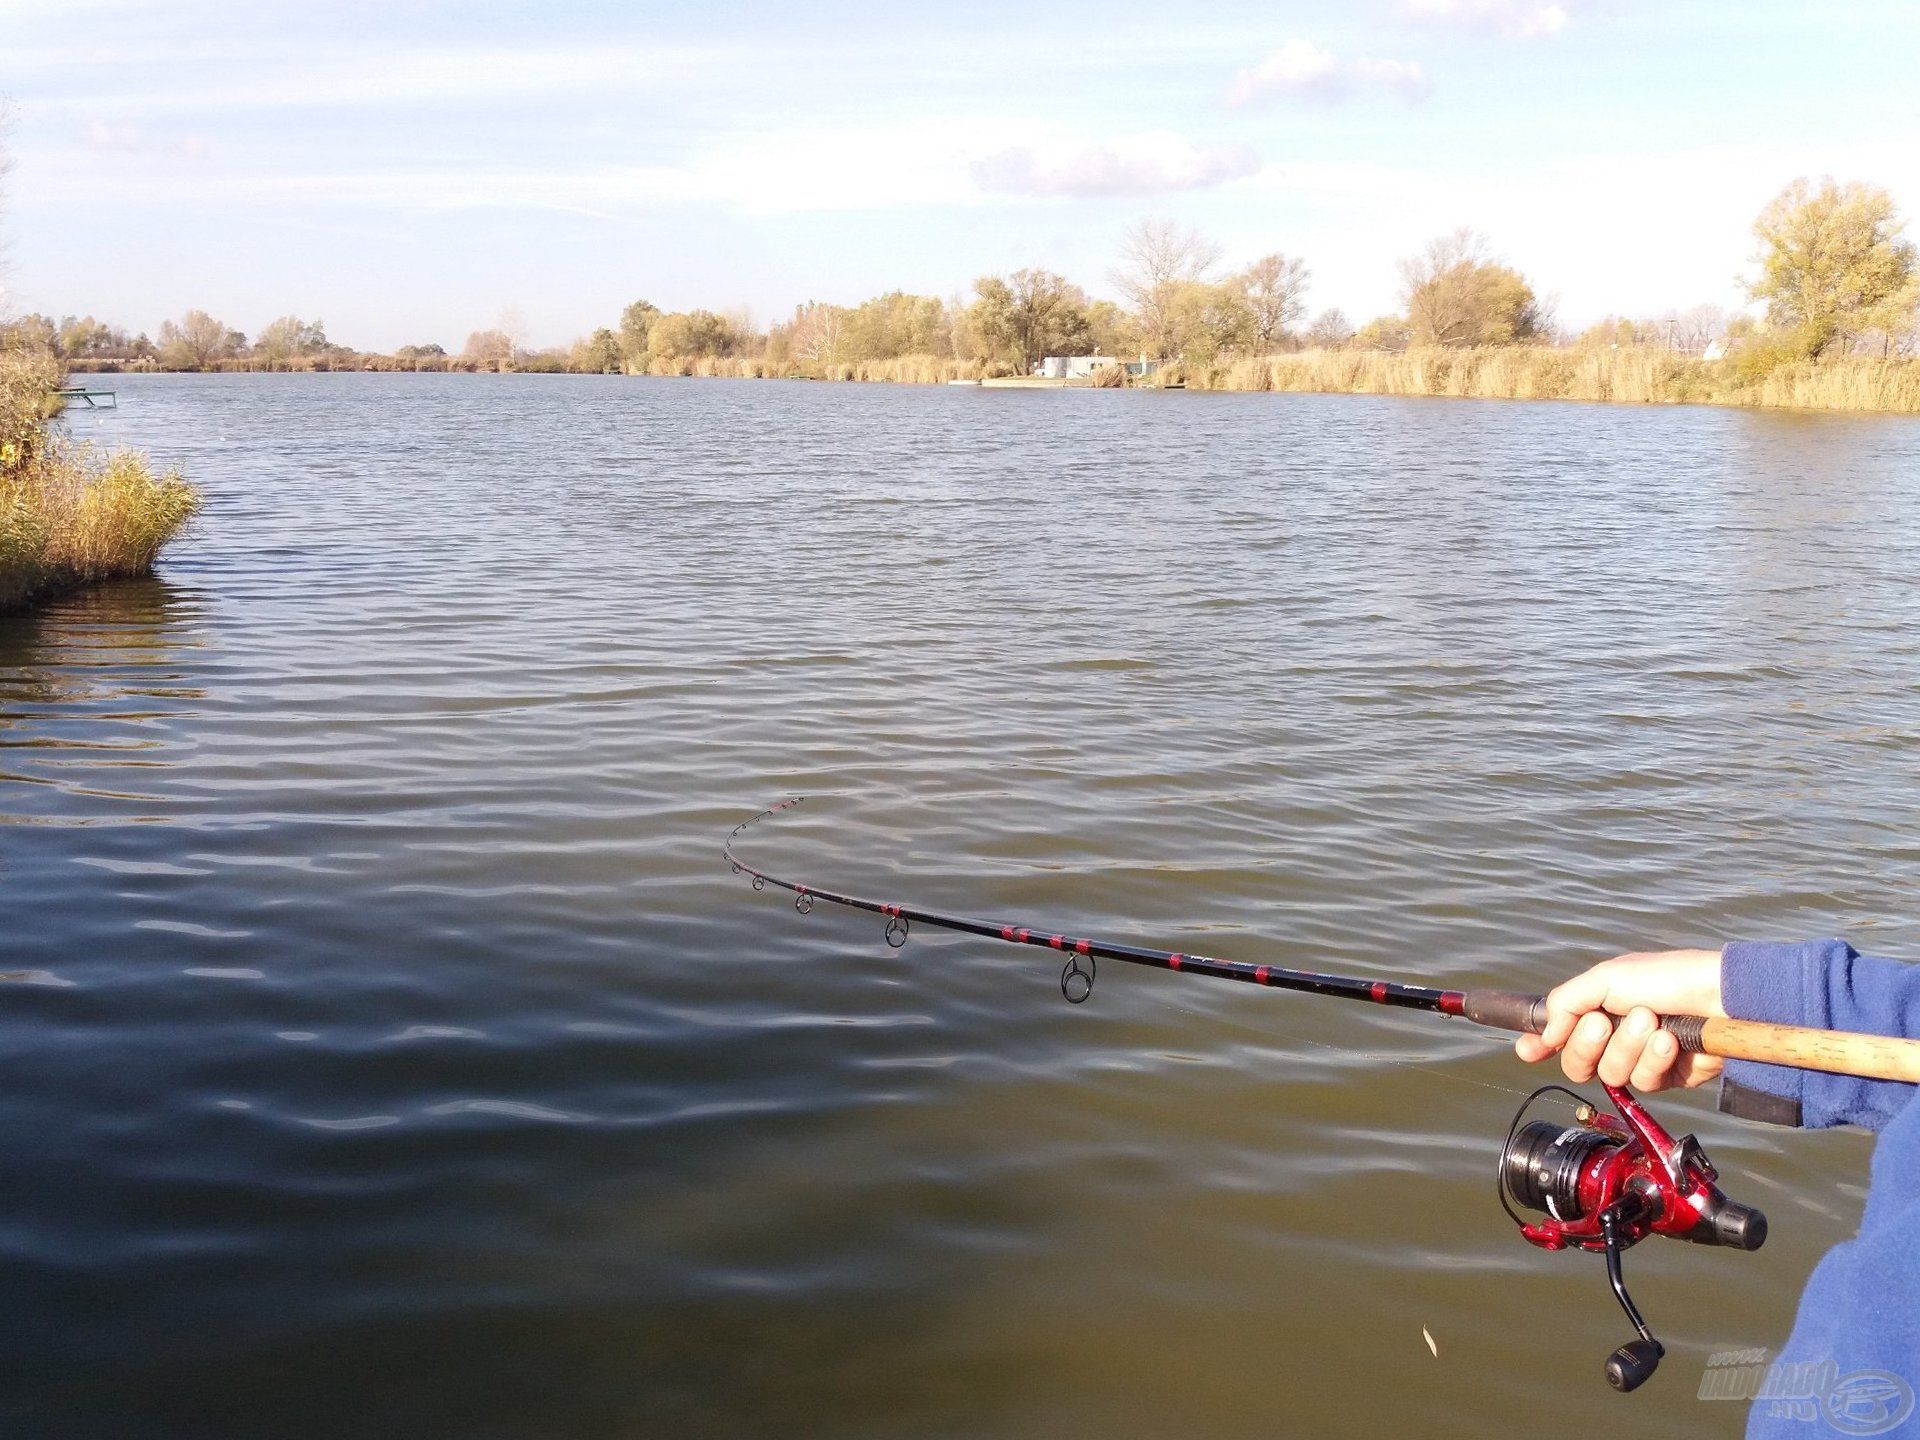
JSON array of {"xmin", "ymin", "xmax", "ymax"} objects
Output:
[{"xmin": 1038, "ymin": 355, "xmax": 1119, "ymax": 379}]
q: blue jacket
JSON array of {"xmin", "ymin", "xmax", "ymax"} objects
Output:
[{"xmin": 1720, "ymin": 939, "xmax": 1920, "ymax": 1437}]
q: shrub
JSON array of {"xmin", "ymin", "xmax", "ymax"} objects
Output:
[{"xmin": 0, "ymin": 350, "xmax": 200, "ymax": 612}]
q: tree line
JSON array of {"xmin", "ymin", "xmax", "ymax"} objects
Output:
[{"xmin": 9, "ymin": 178, "xmax": 1916, "ymax": 378}]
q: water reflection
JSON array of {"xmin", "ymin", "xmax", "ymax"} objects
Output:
[{"xmin": 0, "ymin": 578, "xmax": 208, "ymax": 808}]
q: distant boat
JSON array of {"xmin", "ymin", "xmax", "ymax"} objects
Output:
[{"xmin": 946, "ymin": 378, "xmax": 981, "ymax": 386}]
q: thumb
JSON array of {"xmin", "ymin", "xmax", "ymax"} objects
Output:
[{"xmin": 1514, "ymin": 1034, "xmax": 1556, "ymax": 1064}]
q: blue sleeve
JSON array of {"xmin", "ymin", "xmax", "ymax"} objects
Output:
[{"xmin": 1719, "ymin": 938, "xmax": 1920, "ymax": 1132}]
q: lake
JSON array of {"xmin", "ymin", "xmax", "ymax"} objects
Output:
[{"xmin": 5, "ymin": 373, "xmax": 1918, "ymax": 1438}]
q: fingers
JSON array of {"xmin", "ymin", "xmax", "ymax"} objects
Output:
[
  {"xmin": 1559, "ymin": 1010, "xmax": 1616, "ymax": 1082},
  {"xmin": 1517, "ymin": 1012, "xmax": 1720, "ymax": 1090},
  {"xmin": 1531, "ymin": 1006, "xmax": 1687, "ymax": 1089},
  {"xmin": 1512, "ymin": 949, "xmax": 1730, "ymax": 1090},
  {"xmin": 1631, "ymin": 1027, "xmax": 1684, "ymax": 1092},
  {"xmin": 1597, "ymin": 1007, "xmax": 1659, "ymax": 1087},
  {"xmin": 1534, "ymin": 966, "xmax": 1617, "ymax": 1053}
]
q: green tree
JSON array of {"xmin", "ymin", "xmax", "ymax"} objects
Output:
[
  {"xmin": 1352, "ymin": 315, "xmax": 1412, "ymax": 352},
  {"xmin": 1, "ymin": 312, "xmax": 57, "ymax": 352},
  {"xmin": 1081, "ymin": 299, "xmax": 1136, "ymax": 358},
  {"xmin": 618, "ymin": 300, "xmax": 661, "ymax": 372},
  {"xmin": 1399, "ymin": 230, "xmax": 1544, "ymax": 347},
  {"xmin": 157, "ymin": 309, "xmax": 241, "ymax": 369},
  {"xmin": 57, "ymin": 315, "xmax": 125, "ymax": 358},
  {"xmin": 839, "ymin": 291, "xmax": 949, "ymax": 362},
  {"xmin": 648, "ymin": 309, "xmax": 743, "ymax": 360},
  {"xmin": 253, "ymin": 315, "xmax": 327, "ymax": 369},
  {"xmin": 1749, "ymin": 178, "xmax": 1919, "ymax": 357},
  {"xmin": 571, "ymin": 328, "xmax": 622, "ymax": 373},
  {"xmin": 394, "ymin": 343, "xmax": 446, "ymax": 370},
  {"xmin": 968, "ymin": 269, "xmax": 1093, "ymax": 372},
  {"xmin": 1165, "ymin": 281, "xmax": 1256, "ymax": 365},
  {"xmin": 1577, "ymin": 316, "xmax": 1638, "ymax": 348}
]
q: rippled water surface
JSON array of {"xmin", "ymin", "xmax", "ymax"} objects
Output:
[{"xmin": 6, "ymin": 374, "xmax": 1920, "ymax": 1438}]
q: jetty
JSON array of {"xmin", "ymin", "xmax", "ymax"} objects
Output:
[{"xmin": 58, "ymin": 386, "xmax": 117, "ymax": 410}]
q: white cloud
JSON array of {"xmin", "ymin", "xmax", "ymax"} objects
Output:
[
  {"xmin": 82, "ymin": 120, "xmax": 143, "ymax": 151},
  {"xmin": 30, "ymin": 121, "xmax": 1021, "ymax": 217},
  {"xmin": 31, "ymin": 40, "xmax": 735, "ymax": 120},
  {"xmin": 973, "ymin": 133, "xmax": 1260, "ymax": 198},
  {"xmin": 80, "ymin": 120, "xmax": 208, "ymax": 157},
  {"xmin": 1226, "ymin": 40, "xmax": 1427, "ymax": 106},
  {"xmin": 1402, "ymin": 0, "xmax": 1575, "ymax": 39},
  {"xmin": 36, "ymin": 121, "xmax": 1266, "ymax": 216}
]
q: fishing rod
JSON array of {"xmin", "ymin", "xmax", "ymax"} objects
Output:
[{"xmin": 726, "ymin": 798, "xmax": 1920, "ymax": 1391}]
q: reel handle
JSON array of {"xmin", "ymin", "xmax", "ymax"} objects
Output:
[{"xmin": 1460, "ymin": 989, "xmax": 1920, "ymax": 1085}]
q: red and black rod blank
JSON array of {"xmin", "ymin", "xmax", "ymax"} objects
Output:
[{"xmin": 726, "ymin": 797, "xmax": 1534, "ymax": 1024}]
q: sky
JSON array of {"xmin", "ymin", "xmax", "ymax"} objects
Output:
[{"xmin": 3, "ymin": 0, "xmax": 1919, "ymax": 352}]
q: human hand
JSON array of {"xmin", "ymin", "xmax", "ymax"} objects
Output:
[{"xmin": 1513, "ymin": 949, "xmax": 1726, "ymax": 1091}]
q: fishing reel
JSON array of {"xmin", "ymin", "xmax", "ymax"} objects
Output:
[{"xmin": 1498, "ymin": 1083, "xmax": 1766, "ymax": 1392}]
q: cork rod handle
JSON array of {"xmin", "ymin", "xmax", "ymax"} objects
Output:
[{"xmin": 1458, "ymin": 989, "xmax": 1920, "ymax": 1085}]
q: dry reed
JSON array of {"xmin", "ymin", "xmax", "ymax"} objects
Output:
[
  {"xmin": 1185, "ymin": 346, "xmax": 1920, "ymax": 413},
  {"xmin": 0, "ymin": 350, "xmax": 200, "ymax": 612}
]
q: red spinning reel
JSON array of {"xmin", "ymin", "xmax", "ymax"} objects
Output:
[{"xmin": 1499, "ymin": 1084, "xmax": 1768, "ymax": 1391}]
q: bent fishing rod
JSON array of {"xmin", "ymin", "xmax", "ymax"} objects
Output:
[
  {"xmin": 727, "ymin": 800, "xmax": 1920, "ymax": 1085},
  {"xmin": 728, "ymin": 797, "xmax": 1920, "ymax": 1392}
]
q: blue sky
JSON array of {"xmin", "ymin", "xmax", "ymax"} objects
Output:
[{"xmin": 4, "ymin": 0, "xmax": 1918, "ymax": 351}]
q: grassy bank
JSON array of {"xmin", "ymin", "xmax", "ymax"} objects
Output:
[
  {"xmin": 1187, "ymin": 346, "xmax": 1920, "ymax": 413},
  {"xmin": 1, "ymin": 350, "xmax": 200, "ymax": 613}
]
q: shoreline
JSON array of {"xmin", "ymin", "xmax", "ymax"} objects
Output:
[
  {"xmin": 0, "ymin": 352, "xmax": 200, "ymax": 615},
  {"xmin": 83, "ymin": 347, "xmax": 1920, "ymax": 417}
]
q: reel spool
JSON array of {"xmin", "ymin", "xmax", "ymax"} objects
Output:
[{"xmin": 1498, "ymin": 1083, "xmax": 1766, "ymax": 1391}]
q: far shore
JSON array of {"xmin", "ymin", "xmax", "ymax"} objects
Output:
[{"xmin": 72, "ymin": 347, "xmax": 1920, "ymax": 417}]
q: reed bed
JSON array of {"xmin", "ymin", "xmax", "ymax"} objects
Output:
[
  {"xmin": 1187, "ymin": 346, "xmax": 1920, "ymax": 413},
  {"xmin": 624, "ymin": 343, "xmax": 1918, "ymax": 414},
  {"xmin": 636, "ymin": 352, "xmax": 992, "ymax": 383},
  {"xmin": 0, "ymin": 350, "xmax": 200, "ymax": 613}
]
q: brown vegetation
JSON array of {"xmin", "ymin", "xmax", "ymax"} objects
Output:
[
  {"xmin": 1189, "ymin": 346, "xmax": 1920, "ymax": 413},
  {"xmin": 0, "ymin": 349, "xmax": 199, "ymax": 612},
  {"xmin": 8, "ymin": 175, "xmax": 1919, "ymax": 414}
]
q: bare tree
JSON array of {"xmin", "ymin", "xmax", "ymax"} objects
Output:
[
  {"xmin": 1239, "ymin": 253, "xmax": 1310, "ymax": 350},
  {"xmin": 1305, "ymin": 308, "xmax": 1355, "ymax": 349},
  {"xmin": 1636, "ymin": 304, "xmax": 1733, "ymax": 354},
  {"xmin": 787, "ymin": 302, "xmax": 848, "ymax": 366},
  {"xmin": 1113, "ymin": 219, "xmax": 1222, "ymax": 359},
  {"xmin": 496, "ymin": 306, "xmax": 530, "ymax": 364}
]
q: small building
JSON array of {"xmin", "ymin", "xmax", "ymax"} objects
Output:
[
  {"xmin": 1702, "ymin": 338, "xmax": 1728, "ymax": 362},
  {"xmin": 1038, "ymin": 355, "xmax": 1119, "ymax": 379}
]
